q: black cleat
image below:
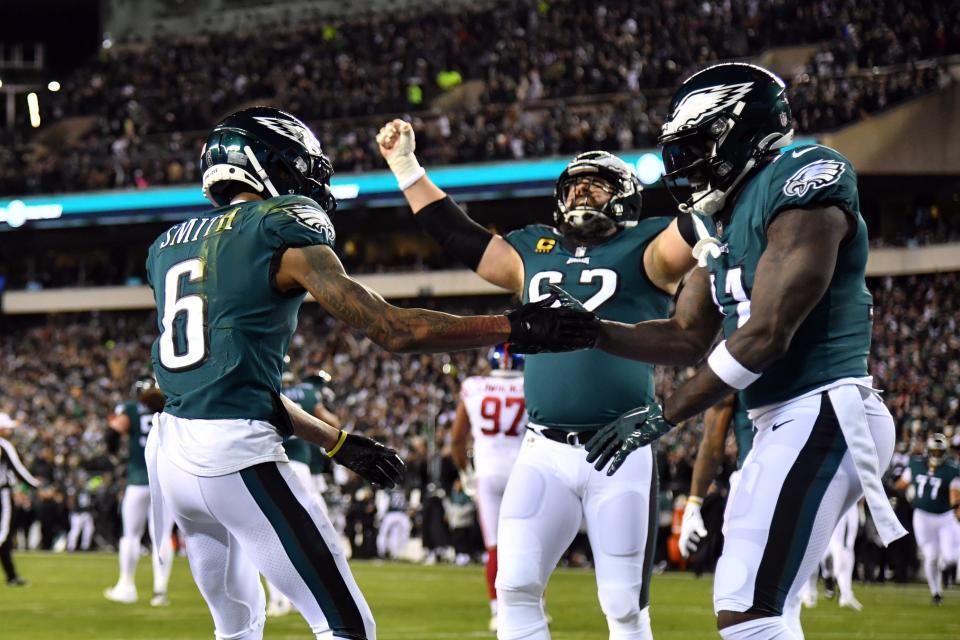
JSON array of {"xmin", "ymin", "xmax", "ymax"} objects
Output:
[
  {"xmin": 6, "ymin": 577, "xmax": 29, "ymax": 587},
  {"xmin": 932, "ymin": 593, "xmax": 943, "ymax": 606},
  {"xmin": 824, "ymin": 576, "xmax": 836, "ymax": 599}
]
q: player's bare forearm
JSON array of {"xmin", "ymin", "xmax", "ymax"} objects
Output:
[
  {"xmin": 662, "ymin": 366, "xmax": 735, "ymax": 425},
  {"xmin": 596, "ymin": 267, "xmax": 720, "ymax": 365},
  {"xmin": 281, "ymin": 394, "xmax": 340, "ymax": 450},
  {"xmin": 450, "ymin": 402, "xmax": 470, "ymax": 471},
  {"xmin": 291, "ymin": 244, "xmax": 509, "ymax": 353},
  {"xmin": 722, "ymin": 206, "xmax": 849, "ymax": 373},
  {"xmin": 403, "ymin": 174, "xmax": 447, "ymax": 213},
  {"xmin": 644, "ymin": 219, "xmax": 697, "ymax": 295},
  {"xmin": 690, "ymin": 395, "xmax": 735, "ymax": 498},
  {"xmin": 314, "ymin": 404, "xmax": 341, "ymax": 429},
  {"xmin": 107, "ymin": 414, "xmax": 130, "ymax": 434}
]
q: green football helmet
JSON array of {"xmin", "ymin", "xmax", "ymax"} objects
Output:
[
  {"xmin": 201, "ymin": 106, "xmax": 336, "ymax": 211},
  {"xmin": 659, "ymin": 63, "xmax": 793, "ymax": 216},
  {"xmin": 554, "ymin": 151, "xmax": 643, "ymax": 229}
]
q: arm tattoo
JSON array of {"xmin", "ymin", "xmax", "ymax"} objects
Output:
[{"xmin": 299, "ymin": 245, "xmax": 509, "ymax": 353}]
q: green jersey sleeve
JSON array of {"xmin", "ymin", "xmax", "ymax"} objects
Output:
[
  {"xmin": 260, "ymin": 195, "xmax": 336, "ymax": 250},
  {"xmin": 763, "ymin": 145, "xmax": 858, "ymax": 228}
]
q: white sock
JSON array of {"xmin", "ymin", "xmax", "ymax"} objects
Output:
[
  {"xmin": 835, "ymin": 548, "xmax": 854, "ymax": 599},
  {"xmin": 490, "ymin": 599, "xmax": 498, "ymax": 616},
  {"xmin": 924, "ymin": 555, "xmax": 942, "ymax": 595},
  {"xmin": 153, "ymin": 535, "xmax": 174, "ymax": 594},
  {"xmin": 719, "ymin": 617, "xmax": 798, "ymax": 640},
  {"xmin": 118, "ymin": 536, "xmax": 140, "ymax": 586}
]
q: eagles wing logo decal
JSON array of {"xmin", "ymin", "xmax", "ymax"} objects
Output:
[
  {"xmin": 253, "ymin": 116, "xmax": 324, "ymax": 156},
  {"xmin": 782, "ymin": 159, "xmax": 846, "ymax": 198},
  {"xmin": 285, "ymin": 205, "xmax": 336, "ymax": 243},
  {"xmin": 662, "ymin": 82, "xmax": 754, "ymax": 135}
]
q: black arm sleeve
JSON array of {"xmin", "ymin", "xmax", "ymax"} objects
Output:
[
  {"xmin": 676, "ymin": 209, "xmax": 697, "ymax": 248},
  {"xmin": 415, "ymin": 196, "xmax": 494, "ymax": 271}
]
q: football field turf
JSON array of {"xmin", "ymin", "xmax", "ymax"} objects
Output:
[{"xmin": 3, "ymin": 552, "xmax": 957, "ymax": 639}]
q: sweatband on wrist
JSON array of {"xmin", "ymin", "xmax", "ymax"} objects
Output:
[
  {"xmin": 686, "ymin": 495, "xmax": 703, "ymax": 507},
  {"xmin": 326, "ymin": 430, "xmax": 348, "ymax": 458},
  {"xmin": 415, "ymin": 196, "xmax": 494, "ymax": 271},
  {"xmin": 387, "ymin": 153, "xmax": 425, "ymax": 190},
  {"xmin": 707, "ymin": 340, "xmax": 761, "ymax": 390},
  {"xmin": 677, "ymin": 209, "xmax": 698, "ymax": 247}
]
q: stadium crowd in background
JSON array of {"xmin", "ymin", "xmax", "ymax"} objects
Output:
[
  {"xmin": 1, "ymin": 272, "xmax": 957, "ymax": 582},
  {"xmin": 1, "ymin": 0, "xmax": 958, "ymax": 196}
]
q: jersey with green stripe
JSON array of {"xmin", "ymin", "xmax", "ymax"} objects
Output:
[
  {"xmin": 732, "ymin": 394, "xmax": 754, "ymax": 468},
  {"xmin": 116, "ymin": 401, "xmax": 152, "ymax": 485},
  {"xmin": 505, "ymin": 219, "xmax": 672, "ymax": 430},
  {"xmin": 146, "ymin": 195, "xmax": 335, "ymax": 423},
  {"xmin": 282, "ymin": 383, "xmax": 320, "ymax": 465},
  {"xmin": 908, "ymin": 457, "xmax": 960, "ymax": 514},
  {"xmin": 703, "ymin": 145, "xmax": 872, "ymax": 409}
]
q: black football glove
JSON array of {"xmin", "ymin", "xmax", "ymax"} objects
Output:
[
  {"xmin": 584, "ymin": 403, "xmax": 675, "ymax": 475},
  {"xmin": 507, "ymin": 284, "xmax": 599, "ymax": 354},
  {"xmin": 327, "ymin": 432, "xmax": 405, "ymax": 489}
]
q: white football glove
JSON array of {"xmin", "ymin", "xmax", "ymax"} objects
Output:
[
  {"xmin": 376, "ymin": 119, "xmax": 425, "ymax": 190},
  {"xmin": 679, "ymin": 496, "xmax": 708, "ymax": 559}
]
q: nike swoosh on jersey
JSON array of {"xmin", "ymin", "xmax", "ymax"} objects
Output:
[
  {"xmin": 791, "ymin": 147, "xmax": 819, "ymax": 158},
  {"xmin": 771, "ymin": 419, "xmax": 795, "ymax": 431}
]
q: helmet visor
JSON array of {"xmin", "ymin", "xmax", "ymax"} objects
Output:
[{"xmin": 661, "ymin": 133, "xmax": 710, "ymax": 189}]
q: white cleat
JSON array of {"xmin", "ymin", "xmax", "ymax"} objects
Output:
[
  {"xmin": 150, "ymin": 593, "xmax": 170, "ymax": 607},
  {"xmin": 104, "ymin": 584, "xmax": 138, "ymax": 604},
  {"xmin": 488, "ymin": 615, "xmax": 498, "ymax": 633},
  {"xmin": 838, "ymin": 595, "xmax": 863, "ymax": 611}
]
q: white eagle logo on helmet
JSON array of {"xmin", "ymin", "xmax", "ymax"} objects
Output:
[
  {"xmin": 253, "ymin": 116, "xmax": 324, "ymax": 157},
  {"xmin": 662, "ymin": 82, "xmax": 754, "ymax": 136},
  {"xmin": 782, "ymin": 159, "xmax": 846, "ymax": 197}
]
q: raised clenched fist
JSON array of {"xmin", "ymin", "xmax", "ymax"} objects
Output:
[
  {"xmin": 376, "ymin": 119, "xmax": 415, "ymax": 157},
  {"xmin": 377, "ymin": 119, "xmax": 424, "ymax": 189}
]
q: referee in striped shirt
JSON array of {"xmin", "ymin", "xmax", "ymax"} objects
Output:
[{"xmin": 0, "ymin": 412, "xmax": 40, "ymax": 586}]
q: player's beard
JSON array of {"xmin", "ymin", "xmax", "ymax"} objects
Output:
[{"xmin": 559, "ymin": 214, "xmax": 617, "ymax": 245}]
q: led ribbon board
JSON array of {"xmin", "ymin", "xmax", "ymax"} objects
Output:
[{"xmin": 0, "ymin": 141, "xmax": 814, "ymax": 230}]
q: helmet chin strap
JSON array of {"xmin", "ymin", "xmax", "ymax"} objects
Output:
[{"xmin": 244, "ymin": 145, "xmax": 280, "ymax": 198}]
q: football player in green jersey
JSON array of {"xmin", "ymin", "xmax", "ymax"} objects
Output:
[
  {"xmin": 104, "ymin": 376, "xmax": 175, "ymax": 606},
  {"xmin": 583, "ymin": 63, "xmax": 909, "ymax": 640},
  {"xmin": 145, "ymin": 107, "xmax": 597, "ymax": 640},
  {"xmin": 378, "ymin": 119, "xmax": 695, "ymax": 640},
  {"xmin": 895, "ymin": 433, "xmax": 960, "ymax": 605}
]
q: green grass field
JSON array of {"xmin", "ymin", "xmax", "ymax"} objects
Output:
[{"xmin": 2, "ymin": 552, "xmax": 957, "ymax": 639}]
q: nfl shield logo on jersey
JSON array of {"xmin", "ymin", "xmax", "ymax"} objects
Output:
[{"xmin": 782, "ymin": 159, "xmax": 846, "ymax": 197}]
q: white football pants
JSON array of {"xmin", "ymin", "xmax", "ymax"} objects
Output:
[
  {"xmin": 67, "ymin": 512, "xmax": 94, "ymax": 551},
  {"xmin": 117, "ymin": 484, "xmax": 175, "ymax": 594},
  {"xmin": 153, "ymin": 448, "xmax": 375, "ymax": 640},
  {"xmin": 476, "ymin": 474, "xmax": 511, "ymax": 548},
  {"xmin": 716, "ymin": 386, "xmax": 894, "ymax": 640},
  {"xmin": 496, "ymin": 429, "xmax": 657, "ymax": 640},
  {"xmin": 913, "ymin": 509, "xmax": 960, "ymax": 596}
]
